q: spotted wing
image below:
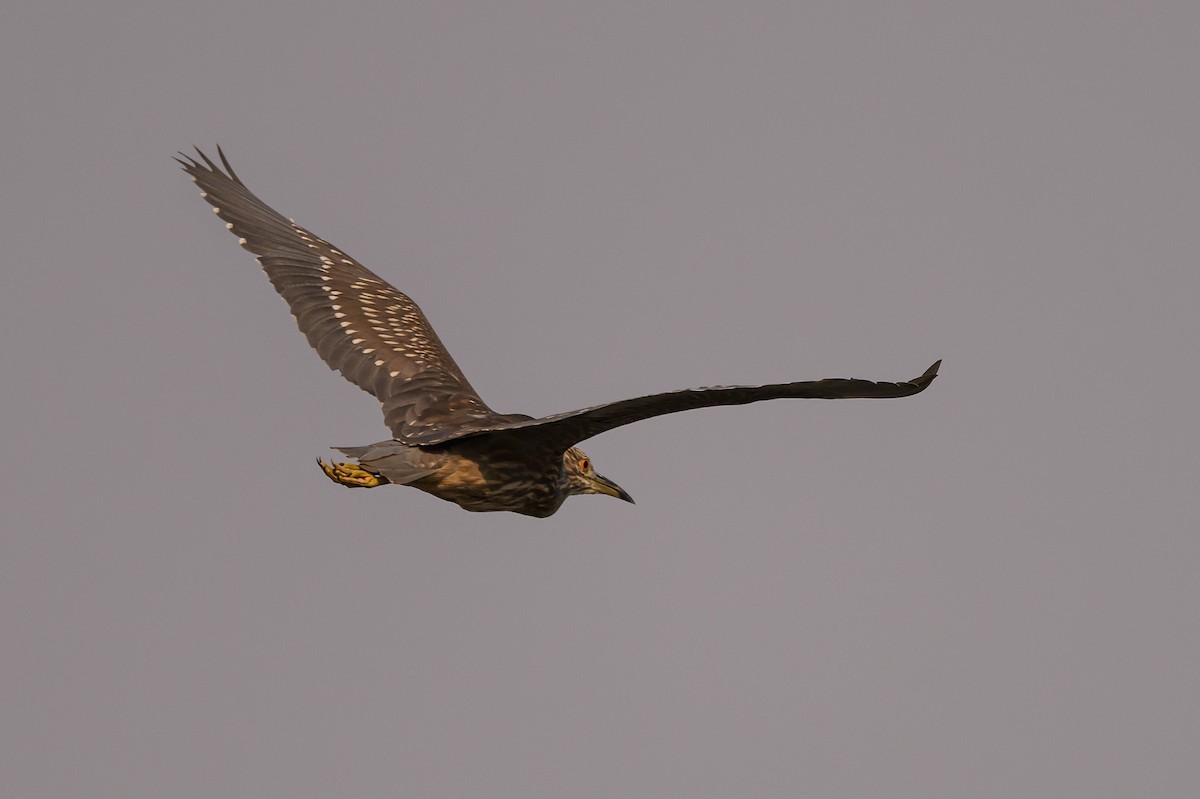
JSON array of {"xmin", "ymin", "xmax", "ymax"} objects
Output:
[
  {"xmin": 178, "ymin": 147, "xmax": 510, "ymax": 440},
  {"xmin": 402, "ymin": 360, "xmax": 941, "ymax": 449}
]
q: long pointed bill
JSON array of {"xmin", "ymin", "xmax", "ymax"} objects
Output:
[{"xmin": 592, "ymin": 473, "xmax": 635, "ymax": 504}]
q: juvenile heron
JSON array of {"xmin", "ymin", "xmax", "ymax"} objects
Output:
[{"xmin": 179, "ymin": 147, "xmax": 939, "ymax": 517}]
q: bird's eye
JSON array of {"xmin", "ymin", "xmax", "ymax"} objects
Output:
[{"xmin": 579, "ymin": 458, "xmax": 590, "ymax": 473}]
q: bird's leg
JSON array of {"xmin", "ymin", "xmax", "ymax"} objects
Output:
[{"xmin": 317, "ymin": 458, "xmax": 389, "ymax": 488}]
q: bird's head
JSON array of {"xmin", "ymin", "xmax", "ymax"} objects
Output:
[{"xmin": 563, "ymin": 447, "xmax": 634, "ymax": 505}]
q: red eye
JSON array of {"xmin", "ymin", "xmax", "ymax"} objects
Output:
[{"xmin": 579, "ymin": 458, "xmax": 590, "ymax": 472}]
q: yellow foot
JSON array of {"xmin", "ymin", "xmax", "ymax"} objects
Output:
[{"xmin": 317, "ymin": 458, "xmax": 389, "ymax": 488}]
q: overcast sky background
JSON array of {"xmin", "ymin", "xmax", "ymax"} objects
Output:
[{"xmin": 3, "ymin": 2, "xmax": 1198, "ymax": 796}]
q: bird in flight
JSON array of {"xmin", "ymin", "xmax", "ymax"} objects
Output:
[{"xmin": 179, "ymin": 147, "xmax": 939, "ymax": 517}]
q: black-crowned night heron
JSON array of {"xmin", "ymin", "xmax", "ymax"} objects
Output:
[{"xmin": 179, "ymin": 147, "xmax": 939, "ymax": 517}]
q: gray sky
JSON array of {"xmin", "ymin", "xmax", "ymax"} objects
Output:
[{"xmin": 3, "ymin": 1, "xmax": 1198, "ymax": 796}]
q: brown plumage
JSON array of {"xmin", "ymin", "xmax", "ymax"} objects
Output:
[{"xmin": 179, "ymin": 147, "xmax": 939, "ymax": 517}]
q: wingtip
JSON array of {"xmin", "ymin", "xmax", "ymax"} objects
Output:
[
  {"xmin": 215, "ymin": 144, "xmax": 241, "ymax": 182},
  {"xmin": 175, "ymin": 144, "xmax": 243, "ymax": 184},
  {"xmin": 914, "ymin": 359, "xmax": 942, "ymax": 390},
  {"xmin": 174, "ymin": 148, "xmax": 199, "ymax": 169}
]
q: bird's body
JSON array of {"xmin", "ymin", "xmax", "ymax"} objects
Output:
[
  {"xmin": 179, "ymin": 147, "xmax": 939, "ymax": 516},
  {"xmin": 337, "ymin": 437, "xmax": 589, "ymax": 517}
]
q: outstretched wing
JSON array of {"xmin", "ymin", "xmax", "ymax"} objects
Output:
[
  {"xmin": 178, "ymin": 147, "xmax": 514, "ymax": 441},
  {"xmin": 401, "ymin": 360, "xmax": 941, "ymax": 449}
]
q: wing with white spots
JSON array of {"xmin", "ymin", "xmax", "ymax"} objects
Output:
[
  {"xmin": 178, "ymin": 147, "xmax": 509, "ymax": 440},
  {"xmin": 401, "ymin": 361, "xmax": 942, "ymax": 449}
]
